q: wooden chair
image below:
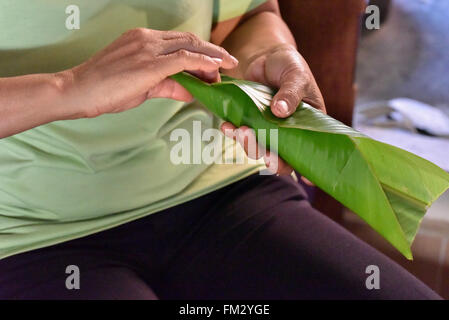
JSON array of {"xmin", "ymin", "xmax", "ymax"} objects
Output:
[{"xmin": 278, "ymin": 0, "xmax": 368, "ymax": 221}]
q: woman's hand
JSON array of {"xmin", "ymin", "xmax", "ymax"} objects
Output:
[
  {"xmin": 61, "ymin": 28, "xmax": 238, "ymax": 118},
  {"xmin": 0, "ymin": 28, "xmax": 238, "ymax": 138},
  {"xmin": 221, "ymin": 44, "xmax": 325, "ymax": 177},
  {"xmin": 244, "ymin": 44, "xmax": 325, "ymax": 116}
]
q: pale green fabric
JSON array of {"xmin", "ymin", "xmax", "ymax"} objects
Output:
[
  {"xmin": 212, "ymin": 0, "xmax": 268, "ymax": 23},
  {"xmin": 0, "ymin": 0, "xmax": 266, "ymax": 259}
]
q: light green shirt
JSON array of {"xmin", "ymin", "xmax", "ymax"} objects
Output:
[{"xmin": 0, "ymin": 0, "xmax": 266, "ymax": 259}]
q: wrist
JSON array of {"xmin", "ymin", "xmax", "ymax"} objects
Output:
[{"xmin": 51, "ymin": 69, "xmax": 86, "ymax": 120}]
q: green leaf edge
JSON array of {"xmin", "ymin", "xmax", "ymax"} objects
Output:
[{"xmin": 171, "ymin": 72, "xmax": 449, "ymax": 260}]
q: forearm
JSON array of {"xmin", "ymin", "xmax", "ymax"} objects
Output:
[
  {"xmin": 0, "ymin": 72, "xmax": 78, "ymax": 138},
  {"xmin": 221, "ymin": 11, "xmax": 296, "ymax": 78}
]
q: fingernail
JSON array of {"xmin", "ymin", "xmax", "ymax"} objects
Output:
[
  {"xmin": 229, "ymin": 55, "xmax": 239, "ymax": 65},
  {"xmin": 264, "ymin": 158, "xmax": 270, "ymax": 168},
  {"xmin": 222, "ymin": 127, "xmax": 234, "ymax": 138},
  {"xmin": 212, "ymin": 57, "xmax": 223, "ymax": 64},
  {"xmin": 264, "ymin": 151, "xmax": 271, "ymax": 167},
  {"xmin": 275, "ymin": 100, "xmax": 289, "ymax": 115}
]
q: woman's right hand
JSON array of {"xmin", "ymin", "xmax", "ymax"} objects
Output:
[{"xmin": 59, "ymin": 28, "xmax": 238, "ymax": 118}]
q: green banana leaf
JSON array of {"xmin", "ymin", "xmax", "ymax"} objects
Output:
[{"xmin": 171, "ymin": 71, "xmax": 449, "ymax": 259}]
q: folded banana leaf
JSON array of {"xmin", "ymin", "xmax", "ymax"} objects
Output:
[{"xmin": 171, "ymin": 71, "xmax": 449, "ymax": 259}]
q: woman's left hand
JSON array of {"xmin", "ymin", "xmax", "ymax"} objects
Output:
[{"xmin": 220, "ymin": 44, "xmax": 325, "ymax": 177}]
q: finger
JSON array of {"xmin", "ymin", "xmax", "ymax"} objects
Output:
[
  {"xmin": 220, "ymin": 123, "xmax": 263, "ymax": 160},
  {"xmin": 188, "ymin": 70, "xmax": 220, "ymax": 83},
  {"xmin": 277, "ymin": 160, "xmax": 293, "ymax": 176},
  {"xmin": 158, "ymin": 50, "xmax": 224, "ymax": 76},
  {"xmin": 147, "ymin": 78, "xmax": 193, "ymax": 102},
  {"xmin": 162, "ymin": 32, "xmax": 238, "ymax": 69},
  {"xmin": 221, "ymin": 121, "xmax": 237, "ymax": 134},
  {"xmin": 301, "ymin": 176, "xmax": 315, "ymax": 186},
  {"xmin": 235, "ymin": 126, "xmax": 263, "ymax": 160},
  {"xmin": 302, "ymin": 88, "xmax": 327, "ymax": 114},
  {"xmin": 221, "ymin": 123, "xmax": 292, "ymax": 174},
  {"xmin": 264, "ymin": 150, "xmax": 293, "ymax": 176},
  {"xmin": 271, "ymin": 68, "xmax": 307, "ymax": 118},
  {"xmin": 271, "ymin": 69, "xmax": 326, "ymax": 116}
]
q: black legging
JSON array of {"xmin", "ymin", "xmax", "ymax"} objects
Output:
[{"xmin": 0, "ymin": 174, "xmax": 440, "ymax": 299}]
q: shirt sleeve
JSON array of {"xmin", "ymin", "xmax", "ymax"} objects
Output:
[{"xmin": 212, "ymin": 0, "xmax": 268, "ymax": 23}]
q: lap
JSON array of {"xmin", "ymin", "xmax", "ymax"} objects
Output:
[
  {"xmin": 0, "ymin": 245, "xmax": 158, "ymax": 300},
  {"xmin": 0, "ymin": 174, "xmax": 441, "ymax": 300},
  {"xmin": 156, "ymin": 174, "xmax": 440, "ymax": 300}
]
